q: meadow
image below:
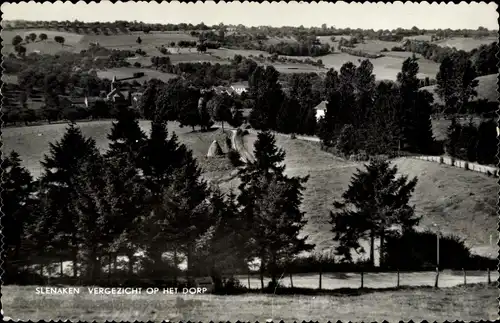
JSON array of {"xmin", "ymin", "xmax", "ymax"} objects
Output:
[
  {"xmin": 95, "ymin": 67, "xmax": 178, "ymax": 83},
  {"xmin": 2, "ymin": 29, "xmax": 443, "ymax": 81},
  {"xmin": 1, "ymin": 121, "xmax": 234, "ymax": 180},
  {"xmin": 433, "ymin": 36, "xmax": 498, "ymax": 51},
  {"xmin": 242, "ymin": 131, "xmax": 498, "ymax": 258},
  {"xmin": 2, "ymin": 283, "xmax": 497, "ymax": 322},
  {"xmin": 420, "ymin": 73, "xmax": 499, "ymax": 106}
]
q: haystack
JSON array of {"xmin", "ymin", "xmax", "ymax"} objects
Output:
[{"xmin": 207, "ymin": 140, "xmax": 224, "ymax": 157}]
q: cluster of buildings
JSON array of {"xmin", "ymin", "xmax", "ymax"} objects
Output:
[{"xmin": 59, "ymin": 75, "xmax": 144, "ymax": 112}]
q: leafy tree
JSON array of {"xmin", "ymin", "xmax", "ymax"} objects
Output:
[
  {"xmin": 335, "ymin": 124, "xmax": 358, "ymax": 156},
  {"xmin": 139, "ymin": 79, "xmax": 164, "ymax": 120},
  {"xmin": 436, "ymin": 53, "xmax": 478, "ymax": 115},
  {"xmin": 476, "ymin": 120, "xmax": 497, "ymax": 165},
  {"xmin": 364, "ymin": 81, "xmax": 402, "ymax": 154},
  {"xmin": 323, "ymin": 68, "xmax": 339, "ymax": 100},
  {"xmin": 397, "ymin": 55, "xmax": 436, "ymax": 153},
  {"xmin": 29, "ymin": 33, "xmax": 37, "ymax": 42},
  {"xmin": 54, "ymin": 36, "xmax": 66, "ymax": 47},
  {"xmin": 248, "ymin": 66, "xmax": 284, "ymax": 130},
  {"xmin": 207, "ymin": 93, "xmax": 232, "ymax": 131},
  {"xmin": 15, "ymin": 45, "xmax": 26, "ymax": 57},
  {"xmin": 12, "ymin": 35, "xmax": 23, "ymax": 46},
  {"xmin": 353, "ymin": 60, "xmax": 376, "ymax": 132},
  {"xmin": 276, "ymin": 96, "xmax": 301, "ymax": 134},
  {"xmin": 198, "ymin": 95, "xmax": 213, "ymax": 131},
  {"xmin": 136, "ymin": 36, "xmax": 142, "ymax": 44},
  {"xmin": 287, "ymin": 74, "xmax": 319, "ymax": 135},
  {"xmin": 445, "ymin": 117, "xmax": 460, "ymax": 157},
  {"xmin": 330, "ymin": 159, "xmax": 419, "ymax": 266},
  {"xmin": 238, "ymin": 131, "xmax": 313, "ymax": 287}
]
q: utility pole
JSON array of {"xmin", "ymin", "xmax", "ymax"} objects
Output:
[{"xmin": 433, "ymin": 223, "xmax": 440, "ymax": 270}]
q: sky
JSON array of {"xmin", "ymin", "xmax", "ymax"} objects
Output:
[{"xmin": 2, "ymin": 1, "xmax": 499, "ymax": 30}]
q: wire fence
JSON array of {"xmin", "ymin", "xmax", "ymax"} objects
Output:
[{"xmin": 235, "ymin": 269, "xmax": 497, "ymax": 290}]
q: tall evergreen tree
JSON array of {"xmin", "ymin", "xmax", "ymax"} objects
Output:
[
  {"xmin": 157, "ymin": 148, "xmax": 212, "ymax": 281},
  {"xmin": 330, "ymin": 159, "xmax": 419, "ymax": 266},
  {"xmin": 106, "ymin": 107, "xmax": 147, "ymax": 163},
  {"xmin": 238, "ymin": 131, "xmax": 313, "ymax": 288},
  {"xmin": 105, "ymin": 109, "xmax": 148, "ymax": 275},
  {"xmin": 1, "ymin": 151, "xmax": 35, "ymax": 280},
  {"xmin": 39, "ymin": 122, "xmax": 100, "ymax": 277},
  {"xmin": 72, "ymin": 152, "xmax": 115, "ymax": 282},
  {"xmin": 195, "ymin": 189, "xmax": 248, "ymax": 283}
]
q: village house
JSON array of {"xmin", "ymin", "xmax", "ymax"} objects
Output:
[
  {"xmin": 314, "ymin": 100, "xmax": 328, "ymax": 120},
  {"xmin": 230, "ymin": 81, "xmax": 249, "ymax": 95}
]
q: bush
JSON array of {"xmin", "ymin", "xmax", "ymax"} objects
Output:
[
  {"xmin": 213, "ymin": 276, "xmax": 246, "ymax": 294},
  {"xmin": 383, "ymin": 230, "xmax": 481, "ymax": 270},
  {"xmin": 227, "ymin": 149, "xmax": 243, "ymax": 167},
  {"xmin": 133, "ymin": 62, "xmax": 141, "ymax": 68}
]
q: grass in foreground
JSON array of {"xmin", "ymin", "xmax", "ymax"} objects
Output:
[{"xmin": 2, "ymin": 283, "xmax": 497, "ymax": 322}]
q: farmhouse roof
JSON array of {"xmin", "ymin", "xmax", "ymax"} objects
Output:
[
  {"xmin": 314, "ymin": 100, "xmax": 328, "ymax": 111},
  {"xmin": 231, "ymin": 81, "xmax": 249, "ymax": 88}
]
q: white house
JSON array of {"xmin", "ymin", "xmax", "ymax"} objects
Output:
[
  {"xmin": 230, "ymin": 81, "xmax": 249, "ymax": 95},
  {"xmin": 314, "ymin": 100, "xmax": 328, "ymax": 120}
]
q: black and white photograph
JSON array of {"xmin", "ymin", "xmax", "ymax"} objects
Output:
[{"xmin": 1, "ymin": 1, "xmax": 498, "ymax": 321}]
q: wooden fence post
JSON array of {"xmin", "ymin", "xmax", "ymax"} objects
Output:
[
  {"xmin": 463, "ymin": 268, "xmax": 466, "ymax": 285},
  {"xmin": 434, "ymin": 267, "xmax": 439, "ymax": 288},
  {"xmin": 290, "ymin": 272, "xmax": 294, "ymax": 288},
  {"xmin": 397, "ymin": 269, "xmax": 400, "ymax": 288},
  {"xmin": 360, "ymin": 271, "xmax": 364, "ymax": 289},
  {"xmin": 488, "ymin": 268, "xmax": 491, "ymax": 284},
  {"xmin": 319, "ymin": 267, "xmax": 322, "ymax": 290}
]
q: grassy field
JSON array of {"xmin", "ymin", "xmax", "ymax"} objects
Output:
[
  {"xmin": 1, "ymin": 29, "xmax": 197, "ymax": 55},
  {"xmin": 320, "ymin": 53, "xmax": 439, "ymax": 80},
  {"xmin": 2, "ymin": 283, "xmax": 497, "ymax": 322},
  {"xmin": 1, "ymin": 121, "xmax": 234, "ymax": 180},
  {"xmin": 242, "ymin": 132, "xmax": 497, "ymax": 258},
  {"xmin": 2, "ymin": 29, "xmax": 442, "ymax": 81},
  {"xmin": 433, "ymin": 36, "xmax": 497, "ymax": 51},
  {"xmin": 420, "ymin": 73, "xmax": 499, "ymax": 105},
  {"xmin": 95, "ymin": 67, "xmax": 178, "ymax": 82},
  {"xmin": 353, "ymin": 39, "xmax": 401, "ymax": 53},
  {"xmin": 431, "ymin": 116, "xmax": 486, "ymax": 141}
]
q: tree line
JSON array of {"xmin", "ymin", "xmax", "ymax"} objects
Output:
[
  {"xmin": 401, "ymin": 39, "xmax": 497, "ymax": 76},
  {"xmin": 3, "ymin": 110, "xmax": 314, "ymax": 290}
]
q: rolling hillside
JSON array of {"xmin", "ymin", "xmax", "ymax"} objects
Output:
[
  {"xmin": 1, "ymin": 121, "xmax": 234, "ymax": 181},
  {"xmin": 242, "ymin": 132, "xmax": 497, "ymax": 259},
  {"xmin": 420, "ymin": 73, "xmax": 499, "ymax": 105}
]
